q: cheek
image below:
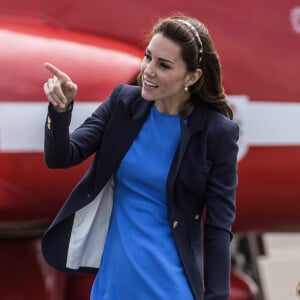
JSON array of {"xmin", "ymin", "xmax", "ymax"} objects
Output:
[
  {"xmin": 164, "ymin": 76, "xmax": 183, "ymax": 88},
  {"xmin": 140, "ymin": 59, "xmax": 146, "ymax": 72}
]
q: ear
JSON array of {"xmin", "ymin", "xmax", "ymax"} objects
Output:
[{"xmin": 185, "ymin": 69, "xmax": 202, "ymax": 87}]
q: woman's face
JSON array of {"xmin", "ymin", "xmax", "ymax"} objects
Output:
[{"xmin": 140, "ymin": 33, "xmax": 191, "ymax": 113}]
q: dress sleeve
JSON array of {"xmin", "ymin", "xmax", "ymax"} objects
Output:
[
  {"xmin": 44, "ymin": 84, "xmax": 123, "ymax": 168},
  {"xmin": 204, "ymin": 120, "xmax": 239, "ymax": 300}
]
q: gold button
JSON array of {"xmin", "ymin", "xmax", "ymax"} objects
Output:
[
  {"xmin": 172, "ymin": 220, "xmax": 178, "ymax": 228},
  {"xmin": 47, "ymin": 116, "xmax": 52, "ymax": 130},
  {"xmin": 194, "ymin": 214, "xmax": 200, "ymax": 221}
]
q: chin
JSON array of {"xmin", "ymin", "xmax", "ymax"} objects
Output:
[{"xmin": 141, "ymin": 89, "xmax": 155, "ymax": 101}]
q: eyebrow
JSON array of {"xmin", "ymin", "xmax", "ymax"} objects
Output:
[{"xmin": 146, "ymin": 48, "xmax": 175, "ymax": 64}]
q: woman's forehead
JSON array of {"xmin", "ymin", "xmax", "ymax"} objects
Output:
[{"xmin": 147, "ymin": 33, "xmax": 182, "ymax": 62}]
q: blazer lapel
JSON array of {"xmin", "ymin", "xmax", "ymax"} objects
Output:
[
  {"xmin": 94, "ymin": 96, "xmax": 152, "ymax": 191},
  {"xmin": 175, "ymin": 101, "xmax": 210, "ymax": 175}
]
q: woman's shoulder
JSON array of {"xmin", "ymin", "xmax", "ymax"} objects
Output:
[
  {"xmin": 202, "ymin": 107, "xmax": 239, "ymax": 160},
  {"xmin": 193, "ymin": 98, "xmax": 238, "ymax": 135},
  {"xmin": 210, "ymin": 109, "xmax": 237, "ymax": 128},
  {"xmin": 205, "ymin": 107, "xmax": 239, "ymax": 142}
]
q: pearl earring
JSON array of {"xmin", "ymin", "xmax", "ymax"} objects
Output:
[{"xmin": 184, "ymin": 85, "xmax": 188, "ymax": 92}]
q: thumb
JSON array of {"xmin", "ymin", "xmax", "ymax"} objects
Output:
[{"xmin": 66, "ymin": 81, "xmax": 77, "ymax": 92}]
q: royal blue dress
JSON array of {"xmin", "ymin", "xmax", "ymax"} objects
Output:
[{"xmin": 90, "ymin": 105, "xmax": 194, "ymax": 300}]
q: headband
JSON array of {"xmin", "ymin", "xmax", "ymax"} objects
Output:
[{"xmin": 177, "ymin": 19, "xmax": 203, "ymax": 63}]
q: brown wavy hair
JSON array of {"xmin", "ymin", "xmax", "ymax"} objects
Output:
[{"xmin": 137, "ymin": 14, "xmax": 233, "ymax": 119}]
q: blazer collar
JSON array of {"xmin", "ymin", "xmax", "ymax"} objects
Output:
[
  {"xmin": 175, "ymin": 99, "xmax": 211, "ymax": 175},
  {"xmin": 184, "ymin": 98, "xmax": 210, "ymax": 136},
  {"xmin": 120, "ymin": 93, "xmax": 153, "ymax": 122},
  {"xmin": 120, "ymin": 90, "xmax": 210, "ymax": 135}
]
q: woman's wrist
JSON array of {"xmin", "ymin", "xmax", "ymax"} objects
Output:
[{"xmin": 51, "ymin": 101, "xmax": 73, "ymax": 113}]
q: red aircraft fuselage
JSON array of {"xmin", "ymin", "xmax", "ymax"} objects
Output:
[{"xmin": 0, "ymin": 1, "xmax": 299, "ymax": 299}]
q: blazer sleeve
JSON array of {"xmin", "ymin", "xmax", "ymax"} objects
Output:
[
  {"xmin": 203, "ymin": 118, "xmax": 239, "ymax": 300},
  {"xmin": 44, "ymin": 84, "xmax": 123, "ymax": 168}
]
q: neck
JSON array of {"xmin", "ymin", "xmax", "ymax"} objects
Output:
[{"xmin": 154, "ymin": 96, "xmax": 193, "ymax": 116}]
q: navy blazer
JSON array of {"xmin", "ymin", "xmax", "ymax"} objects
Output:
[{"xmin": 42, "ymin": 84, "xmax": 239, "ymax": 300}]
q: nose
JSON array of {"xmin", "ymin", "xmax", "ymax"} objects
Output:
[{"xmin": 143, "ymin": 61, "xmax": 156, "ymax": 77}]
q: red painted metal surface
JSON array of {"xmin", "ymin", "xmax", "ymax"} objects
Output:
[
  {"xmin": 234, "ymin": 146, "xmax": 300, "ymax": 232},
  {"xmin": 0, "ymin": 20, "xmax": 142, "ymax": 102},
  {"xmin": 230, "ymin": 270, "xmax": 259, "ymax": 300},
  {"xmin": 0, "ymin": 153, "xmax": 89, "ymax": 223},
  {"xmin": 0, "ymin": 239, "xmax": 67, "ymax": 299},
  {"xmin": 1, "ymin": 0, "xmax": 299, "ymax": 102}
]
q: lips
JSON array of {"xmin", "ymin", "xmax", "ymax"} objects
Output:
[{"xmin": 143, "ymin": 79, "xmax": 159, "ymax": 88}]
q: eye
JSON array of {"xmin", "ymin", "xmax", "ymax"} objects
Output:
[
  {"xmin": 144, "ymin": 53, "xmax": 151, "ymax": 61},
  {"xmin": 160, "ymin": 63, "xmax": 170, "ymax": 69}
]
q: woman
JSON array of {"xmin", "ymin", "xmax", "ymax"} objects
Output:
[{"xmin": 42, "ymin": 14, "xmax": 239, "ymax": 300}]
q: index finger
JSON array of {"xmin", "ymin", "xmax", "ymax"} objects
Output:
[{"xmin": 44, "ymin": 62, "xmax": 71, "ymax": 81}]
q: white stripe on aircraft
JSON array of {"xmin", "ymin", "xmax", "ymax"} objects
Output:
[{"xmin": 0, "ymin": 97, "xmax": 300, "ymax": 152}]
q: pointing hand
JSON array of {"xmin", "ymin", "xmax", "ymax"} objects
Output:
[{"xmin": 43, "ymin": 63, "xmax": 78, "ymax": 112}]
